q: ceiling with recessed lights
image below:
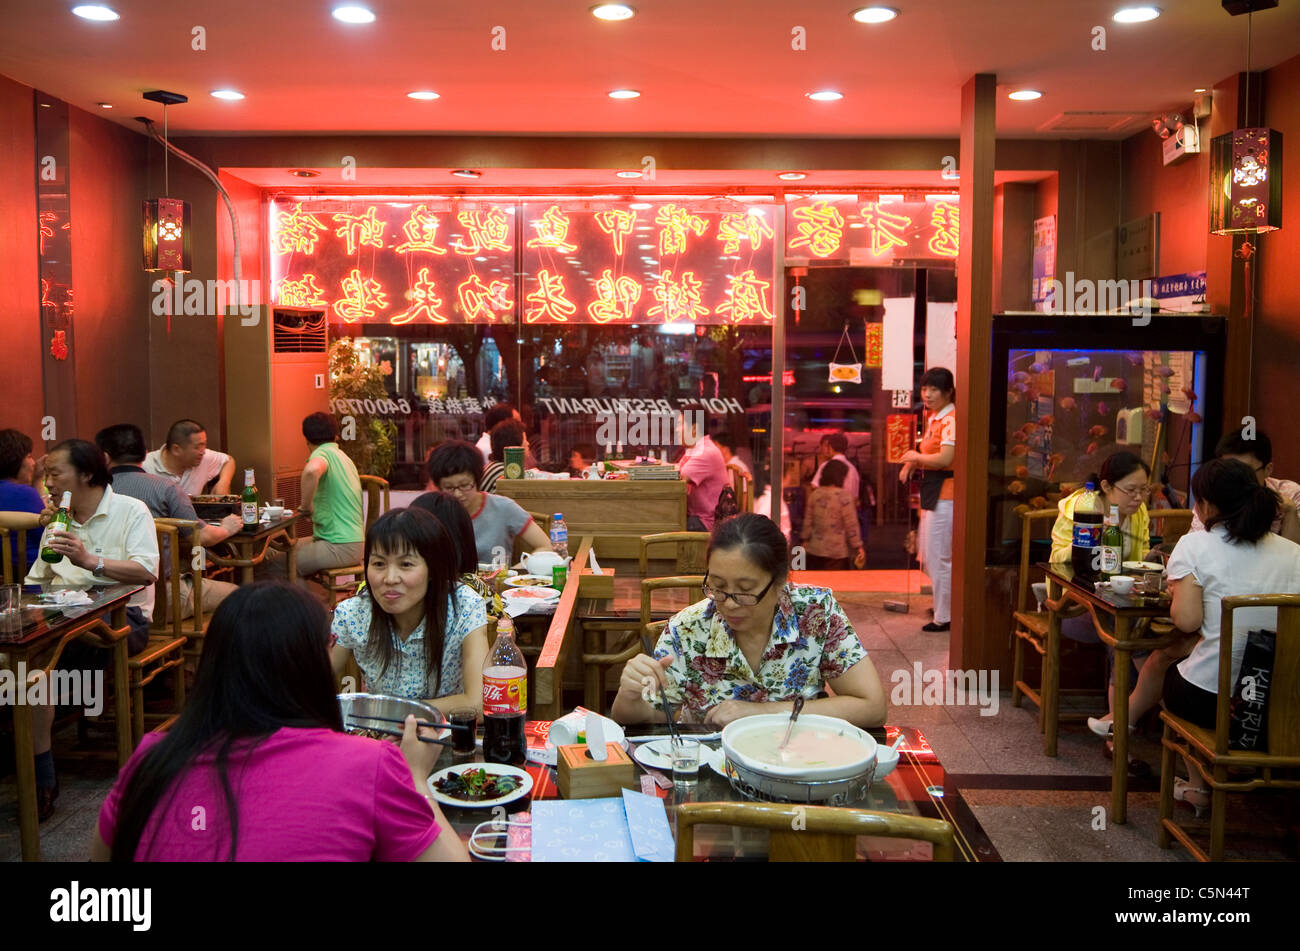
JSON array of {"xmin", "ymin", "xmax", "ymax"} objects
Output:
[{"xmin": 2, "ymin": 1, "xmax": 1298, "ymax": 138}]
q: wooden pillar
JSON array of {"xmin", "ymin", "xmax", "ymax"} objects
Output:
[{"xmin": 952, "ymin": 74, "xmax": 996, "ymax": 670}]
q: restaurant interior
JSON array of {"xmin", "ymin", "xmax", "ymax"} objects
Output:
[{"xmin": 2, "ymin": 0, "xmax": 1300, "ymax": 877}]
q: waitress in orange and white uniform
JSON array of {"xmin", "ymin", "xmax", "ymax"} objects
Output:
[{"xmin": 898, "ymin": 367, "xmax": 956, "ymax": 633}]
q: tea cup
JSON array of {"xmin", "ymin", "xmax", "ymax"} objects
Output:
[{"xmin": 1109, "ymin": 575, "xmax": 1136, "ymax": 596}]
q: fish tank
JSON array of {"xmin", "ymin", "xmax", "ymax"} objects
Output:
[{"xmin": 987, "ymin": 314, "xmax": 1226, "ymax": 563}]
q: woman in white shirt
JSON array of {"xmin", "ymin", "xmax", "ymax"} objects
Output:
[
  {"xmin": 1148, "ymin": 459, "xmax": 1300, "ymax": 814},
  {"xmin": 331, "ymin": 508, "xmax": 490, "ymax": 713}
]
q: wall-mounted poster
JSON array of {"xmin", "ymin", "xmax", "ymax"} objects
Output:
[{"xmin": 1031, "ymin": 215, "xmax": 1056, "ymax": 312}]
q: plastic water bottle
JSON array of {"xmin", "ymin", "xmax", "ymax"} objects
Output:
[
  {"xmin": 550, "ymin": 512, "xmax": 569, "ymax": 560},
  {"xmin": 1071, "ymin": 482, "xmax": 1105, "ymax": 580}
]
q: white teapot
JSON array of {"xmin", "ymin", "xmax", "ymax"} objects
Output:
[{"xmin": 520, "ymin": 550, "xmax": 569, "ymax": 576}]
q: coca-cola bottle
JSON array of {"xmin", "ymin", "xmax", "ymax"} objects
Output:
[{"xmin": 482, "ymin": 617, "xmax": 527, "ymax": 765}]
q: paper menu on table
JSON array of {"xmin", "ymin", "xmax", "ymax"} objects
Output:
[{"xmin": 529, "ymin": 792, "xmax": 672, "ymax": 862}]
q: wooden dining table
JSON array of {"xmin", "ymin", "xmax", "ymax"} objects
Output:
[
  {"xmin": 434, "ymin": 724, "xmax": 999, "ymax": 862},
  {"xmin": 0, "ymin": 582, "xmax": 143, "ymax": 861},
  {"xmin": 1039, "ymin": 562, "xmax": 1183, "ymax": 824},
  {"xmin": 208, "ymin": 511, "xmax": 307, "ymax": 585}
]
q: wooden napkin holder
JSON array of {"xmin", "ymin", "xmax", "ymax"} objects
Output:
[
  {"xmin": 556, "ymin": 742, "xmax": 636, "ymax": 799},
  {"xmin": 577, "ymin": 567, "xmax": 616, "ymax": 599}
]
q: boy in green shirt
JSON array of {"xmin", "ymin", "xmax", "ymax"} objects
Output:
[{"xmin": 295, "ymin": 412, "xmax": 365, "ymax": 578}]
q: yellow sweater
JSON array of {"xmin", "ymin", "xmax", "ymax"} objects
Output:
[{"xmin": 1049, "ymin": 490, "xmax": 1150, "ymax": 564}]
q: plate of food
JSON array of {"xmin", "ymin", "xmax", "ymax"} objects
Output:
[
  {"xmin": 503, "ymin": 574, "xmax": 555, "ymax": 589},
  {"xmin": 427, "ymin": 764, "xmax": 533, "ymax": 808},
  {"xmin": 501, "ymin": 585, "xmax": 561, "ymax": 606}
]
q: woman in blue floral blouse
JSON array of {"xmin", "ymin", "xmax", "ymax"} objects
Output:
[{"xmin": 611, "ymin": 513, "xmax": 887, "ymax": 728}]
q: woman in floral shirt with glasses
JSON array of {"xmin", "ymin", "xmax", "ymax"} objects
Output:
[{"xmin": 610, "ymin": 513, "xmax": 887, "ymax": 729}]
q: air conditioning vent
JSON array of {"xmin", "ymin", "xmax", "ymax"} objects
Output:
[
  {"xmin": 1037, "ymin": 112, "xmax": 1143, "ymax": 134},
  {"xmin": 272, "ymin": 308, "xmax": 327, "ymax": 353}
]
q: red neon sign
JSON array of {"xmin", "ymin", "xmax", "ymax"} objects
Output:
[
  {"xmin": 454, "ymin": 209, "xmax": 512, "ymax": 255},
  {"xmin": 332, "ymin": 207, "xmax": 386, "ymax": 255},
  {"xmin": 526, "ymin": 205, "xmax": 579, "ymax": 252},
  {"xmin": 859, "ymin": 203, "xmax": 911, "ymax": 256},
  {"xmin": 648, "ymin": 269, "xmax": 709, "ymax": 322},
  {"xmin": 717, "ymin": 212, "xmax": 774, "ymax": 254},
  {"xmin": 788, "ymin": 201, "xmax": 845, "ymax": 257},
  {"xmin": 587, "ymin": 269, "xmax": 643, "ymax": 323},
  {"xmin": 655, "ymin": 205, "xmax": 709, "ymax": 257},
  {"xmin": 394, "ymin": 204, "xmax": 449, "ymax": 255},
  {"xmin": 332, "ymin": 268, "xmax": 389, "ymax": 322},
  {"xmin": 716, "ymin": 269, "xmax": 774, "ymax": 322},
  {"xmin": 594, "ymin": 209, "xmax": 637, "ymax": 256},
  {"xmin": 274, "ymin": 202, "xmax": 329, "ymax": 255},
  {"xmin": 457, "ymin": 274, "xmax": 513, "ymax": 321},
  {"xmin": 391, "ymin": 267, "xmax": 449, "ymax": 324},
  {"xmin": 926, "ymin": 202, "xmax": 959, "ymax": 257},
  {"xmin": 278, "ymin": 273, "xmax": 329, "ymax": 308},
  {"xmin": 525, "ymin": 268, "xmax": 577, "ymax": 322}
]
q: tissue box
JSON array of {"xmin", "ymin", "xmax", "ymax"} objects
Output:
[
  {"xmin": 577, "ymin": 567, "xmax": 615, "ymax": 599},
  {"xmin": 556, "ymin": 743, "xmax": 637, "ymax": 799}
]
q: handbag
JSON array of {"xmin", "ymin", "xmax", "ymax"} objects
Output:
[{"xmin": 1229, "ymin": 628, "xmax": 1276, "ymax": 751}]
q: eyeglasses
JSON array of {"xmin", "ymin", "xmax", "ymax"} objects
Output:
[
  {"xmin": 701, "ymin": 575, "xmax": 776, "ymax": 607},
  {"xmin": 440, "ymin": 480, "xmax": 478, "ymax": 496},
  {"xmin": 1114, "ymin": 483, "xmax": 1151, "ymax": 499}
]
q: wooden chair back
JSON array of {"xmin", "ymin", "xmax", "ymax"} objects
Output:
[
  {"xmin": 731, "ymin": 468, "xmax": 752, "ymax": 513},
  {"xmin": 639, "ymin": 531, "xmax": 710, "ymax": 576},
  {"xmin": 1148, "ymin": 508, "xmax": 1194, "ymax": 551},
  {"xmin": 358, "ymin": 475, "xmax": 391, "ymax": 532},
  {"xmin": 151, "ymin": 520, "xmax": 186, "ymax": 636},
  {"xmin": 1015, "ymin": 508, "xmax": 1059, "ymax": 613},
  {"xmin": 0, "ymin": 511, "xmax": 42, "ymax": 584},
  {"xmin": 674, "ymin": 802, "xmax": 955, "ymax": 862},
  {"xmin": 1213, "ymin": 594, "xmax": 1300, "ymax": 759},
  {"xmin": 641, "ymin": 576, "xmax": 704, "ymax": 635},
  {"xmin": 153, "ymin": 518, "xmax": 211, "ymax": 639}
]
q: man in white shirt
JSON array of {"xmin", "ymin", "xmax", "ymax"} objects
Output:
[
  {"xmin": 25, "ymin": 438, "xmax": 159, "ymax": 821},
  {"xmin": 810, "ymin": 432, "xmax": 861, "ymax": 503},
  {"xmin": 711, "ymin": 432, "xmax": 752, "ymax": 479},
  {"xmin": 143, "ymin": 419, "xmax": 237, "ymax": 496},
  {"xmin": 1187, "ymin": 430, "xmax": 1300, "ymax": 543}
]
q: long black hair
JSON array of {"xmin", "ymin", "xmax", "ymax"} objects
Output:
[
  {"xmin": 708, "ymin": 513, "xmax": 790, "ymax": 586},
  {"xmin": 1192, "ymin": 457, "xmax": 1280, "ymax": 544},
  {"xmin": 110, "ymin": 583, "xmax": 340, "ymax": 861},
  {"xmin": 410, "ymin": 491, "xmax": 477, "ymax": 574},
  {"xmin": 363, "ymin": 508, "xmax": 460, "ymax": 690}
]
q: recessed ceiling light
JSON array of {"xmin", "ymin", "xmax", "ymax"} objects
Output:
[
  {"xmin": 287, "ymin": 168, "xmax": 320, "ymax": 178},
  {"xmin": 72, "ymin": 5, "xmax": 119, "ymax": 21},
  {"xmin": 778, "ymin": 172, "xmax": 808, "ymax": 181},
  {"xmin": 211, "ymin": 89, "xmax": 245, "ymax": 100},
  {"xmin": 807, "ymin": 90, "xmax": 843, "ymax": 101},
  {"xmin": 1113, "ymin": 6, "xmax": 1160, "ymax": 23},
  {"xmin": 608, "ymin": 89, "xmax": 641, "ymax": 99},
  {"xmin": 851, "ymin": 6, "xmax": 898, "ymax": 24},
  {"xmin": 591, "ymin": 3, "xmax": 635, "ymax": 20},
  {"xmin": 1007, "ymin": 89, "xmax": 1042, "ymax": 101},
  {"xmin": 407, "ymin": 90, "xmax": 440, "ymax": 100},
  {"xmin": 97, "ymin": 102, "xmax": 113, "ymax": 109},
  {"xmin": 616, "ymin": 170, "xmax": 643, "ymax": 179},
  {"xmin": 451, "ymin": 169, "xmax": 481, "ymax": 179},
  {"xmin": 332, "ymin": 5, "xmax": 375, "ymax": 23},
  {"xmin": 1194, "ymin": 87, "xmax": 1207, "ymax": 93}
]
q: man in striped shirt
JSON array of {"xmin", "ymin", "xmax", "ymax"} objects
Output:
[{"xmin": 96, "ymin": 424, "xmax": 239, "ymax": 619}]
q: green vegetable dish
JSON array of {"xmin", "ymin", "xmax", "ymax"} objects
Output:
[{"xmin": 433, "ymin": 767, "xmax": 522, "ymax": 802}]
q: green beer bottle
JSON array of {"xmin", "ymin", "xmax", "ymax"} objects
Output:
[
  {"xmin": 1100, "ymin": 504, "xmax": 1122, "ymax": 580},
  {"xmin": 40, "ymin": 491, "xmax": 73, "ymax": 564},
  {"xmin": 241, "ymin": 468, "xmax": 260, "ymax": 529}
]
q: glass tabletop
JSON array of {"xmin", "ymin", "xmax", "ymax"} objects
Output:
[
  {"xmin": 0, "ymin": 583, "xmax": 144, "ymax": 644},
  {"xmin": 436, "ymin": 724, "xmax": 998, "ymax": 862},
  {"xmin": 1038, "ymin": 561, "xmax": 1171, "ymax": 614}
]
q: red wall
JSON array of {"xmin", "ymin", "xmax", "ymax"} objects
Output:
[
  {"xmin": 1255, "ymin": 53, "xmax": 1300, "ymax": 477},
  {"xmin": 0, "ymin": 76, "xmax": 44, "ymax": 439},
  {"xmin": 1120, "ymin": 112, "xmax": 1209, "ymax": 277}
]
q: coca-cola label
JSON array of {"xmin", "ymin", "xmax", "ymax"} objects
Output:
[{"xmin": 483, "ymin": 673, "xmax": 527, "ymax": 715}]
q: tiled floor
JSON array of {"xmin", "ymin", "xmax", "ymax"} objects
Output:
[{"xmin": 3, "ymin": 588, "xmax": 1294, "ymax": 861}]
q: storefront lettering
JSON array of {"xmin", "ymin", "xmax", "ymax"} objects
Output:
[
  {"xmin": 332, "ymin": 269, "xmax": 389, "ymax": 322},
  {"xmin": 716, "ymin": 212, "xmax": 774, "ymax": 253},
  {"xmin": 273, "ymin": 203, "xmax": 329, "ymax": 255},
  {"xmin": 390, "ymin": 267, "xmax": 449, "ymax": 324},
  {"xmin": 524, "ymin": 268, "xmax": 578, "ymax": 322},
  {"xmin": 453, "ymin": 208, "xmax": 513, "ymax": 254},
  {"xmin": 594, "ymin": 209, "xmax": 637, "ymax": 256},
  {"xmin": 393, "ymin": 204, "xmax": 450, "ymax": 255},
  {"xmin": 331, "ymin": 207, "xmax": 386, "ymax": 255},
  {"xmin": 655, "ymin": 205, "xmax": 710, "ymax": 256},
  {"xmin": 859, "ymin": 203, "xmax": 911, "ymax": 256},
  {"xmin": 788, "ymin": 201, "xmax": 845, "ymax": 257},
  {"xmin": 526, "ymin": 205, "xmax": 579, "ymax": 252}
]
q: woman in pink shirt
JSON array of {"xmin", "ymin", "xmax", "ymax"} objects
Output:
[{"xmin": 91, "ymin": 583, "xmax": 469, "ymax": 862}]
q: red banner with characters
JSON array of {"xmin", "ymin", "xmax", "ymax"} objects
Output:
[
  {"xmin": 864, "ymin": 323, "xmax": 883, "ymax": 368},
  {"xmin": 885, "ymin": 414, "xmax": 915, "ymax": 464},
  {"xmin": 785, "ymin": 195, "xmax": 960, "ymax": 265}
]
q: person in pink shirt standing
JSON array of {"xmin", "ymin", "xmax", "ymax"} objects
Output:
[
  {"xmin": 677, "ymin": 418, "xmax": 730, "ymax": 531},
  {"xmin": 92, "ymin": 583, "xmax": 468, "ymax": 862}
]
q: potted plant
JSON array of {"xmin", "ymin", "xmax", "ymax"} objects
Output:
[{"xmin": 327, "ymin": 338, "xmax": 396, "ymax": 479}]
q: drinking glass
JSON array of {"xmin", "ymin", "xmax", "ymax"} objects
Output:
[
  {"xmin": 0, "ymin": 584, "xmax": 21, "ymax": 635},
  {"xmin": 670, "ymin": 737, "xmax": 700, "ymax": 789},
  {"xmin": 1143, "ymin": 571, "xmax": 1164, "ymax": 595},
  {"xmin": 448, "ymin": 707, "xmax": 478, "ymax": 755}
]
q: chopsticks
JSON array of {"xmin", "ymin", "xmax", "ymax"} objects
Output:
[
  {"xmin": 348, "ymin": 714, "xmax": 472, "ymax": 732},
  {"xmin": 349, "ymin": 724, "xmax": 455, "ymax": 746},
  {"xmin": 640, "ymin": 633, "xmax": 680, "ymax": 745}
]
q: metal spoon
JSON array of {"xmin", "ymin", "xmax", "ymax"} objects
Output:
[{"xmin": 778, "ymin": 695, "xmax": 805, "ymax": 751}]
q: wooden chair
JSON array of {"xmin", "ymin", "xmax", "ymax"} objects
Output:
[
  {"xmin": 1148, "ymin": 508, "xmax": 1195, "ymax": 554},
  {"xmin": 1010, "ymin": 508, "xmax": 1102, "ymax": 729},
  {"xmin": 1158, "ymin": 594, "xmax": 1300, "ymax": 862},
  {"xmin": 639, "ymin": 531, "xmax": 710, "ymax": 577},
  {"xmin": 126, "ymin": 520, "xmax": 190, "ymax": 746},
  {"xmin": 0, "ymin": 511, "xmax": 42, "ymax": 584},
  {"xmin": 731, "ymin": 468, "xmax": 753, "ymax": 513},
  {"xmin": 154, "ymin": 517, "xmax": 216, "ymax": 664},
  {"xmin": 674, "ymin": 802, "xmax": 956, "ymax": 862},
  {"xmin": 581, "ymin": 575, "xmax": 704, "ymax": 715},
  {"xmin": 308, "ymin": 475, "xmax": 391, "ymax": 606}
]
